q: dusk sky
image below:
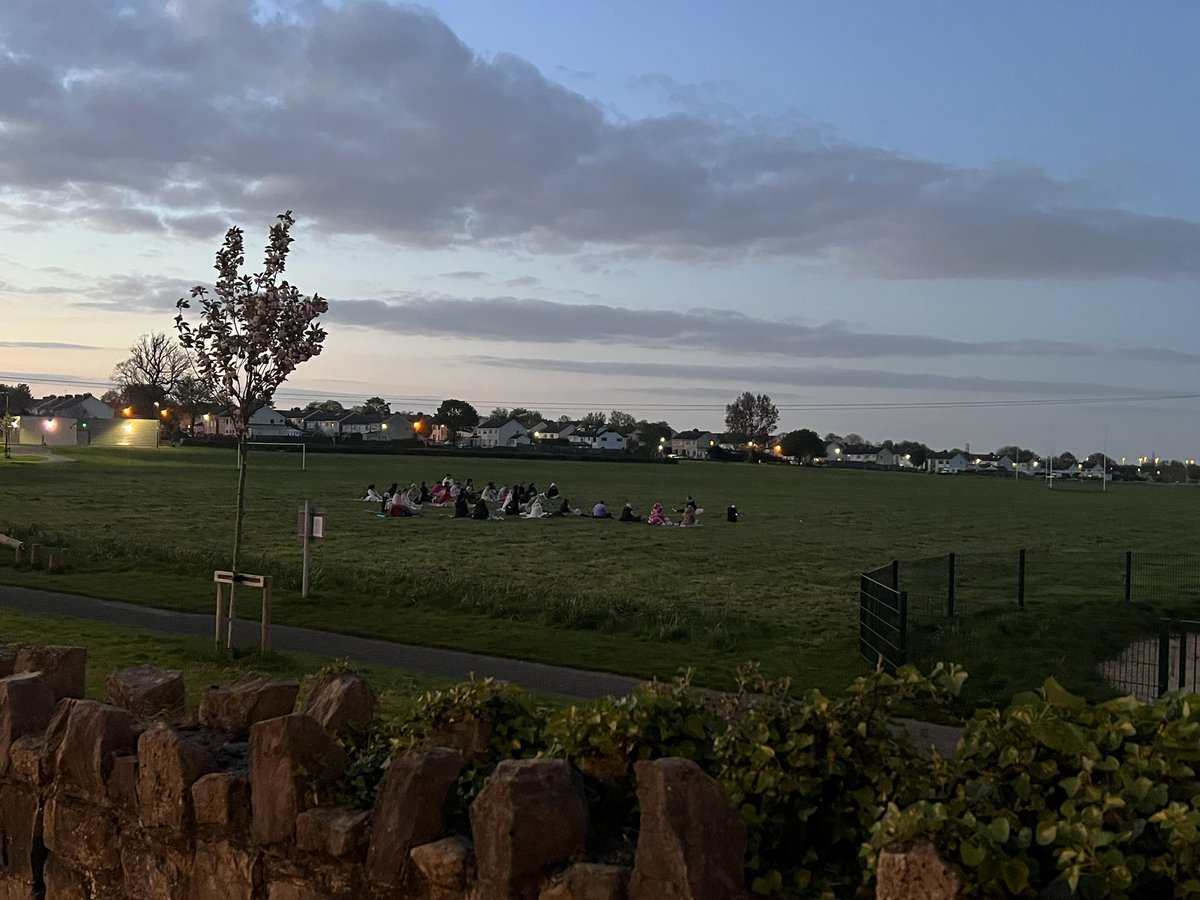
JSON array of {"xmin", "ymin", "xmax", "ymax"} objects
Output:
[{"xmin": 2, "ymin": 1, "xmax": 1198, "ymax": 459}]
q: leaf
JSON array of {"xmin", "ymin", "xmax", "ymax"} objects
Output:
[
  {"xmin": 1043, "ymin": 677, "xmax": 1087, "ymax": 709},
  {"xmin": 960, "ymin": 842, "xmax": 986, "ymax": 868},
  {"xmin": 988, "ymin": 817, "xmax": 1011, "ymax": 845},
  {"xmin": 1001, "ymin": 858, "xmax": 1030, "ymax": 894}
]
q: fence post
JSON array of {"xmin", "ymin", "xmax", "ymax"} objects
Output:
[
  {"xmin": 1179, "ymin": 625, "xmax": 1188, "ymax": 691},
  {"xmin": 1124, "ymin": 551, "xmax": 1133, "ymax": 602},
  {"xmin": 898, "ymin": 590, "xmax": 908, "ymax": 664},
  {"xmin": 947, "ymin": 553, "xmax": 956, "ymax": 619},
  {"xmin": 891, "ymin": 559, "xmax": 899, "ymax": 591},
  {"xmin": 1018, "ymin": 549, "xmax": 1026, "ymax": 609},
  {"xmin": 1158, "ymin": 622, "xmax": 1172, "ymax": 697}
]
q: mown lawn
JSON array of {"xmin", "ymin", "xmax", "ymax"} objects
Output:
[{"xmin": 0, "ymin": 446, "xmax": 1195, "ymax": 698}]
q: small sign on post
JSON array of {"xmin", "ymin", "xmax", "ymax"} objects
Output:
[{"xmin": 299, "ymin": 501, "xmax": 325, "ymax": 599}]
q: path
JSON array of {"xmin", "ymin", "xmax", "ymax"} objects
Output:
[{"xmin": 0, "ymin": 584, "xmax": 962, "ymax": 755}]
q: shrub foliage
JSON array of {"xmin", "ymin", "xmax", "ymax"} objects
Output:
[{"xmin": 320, "ymin": 665, "xmax": 1200, "ymax": 898}]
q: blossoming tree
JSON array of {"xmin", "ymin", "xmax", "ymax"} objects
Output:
[{"xmin": 174, "ymin": 211, "xmax": 328, "ymax": 645}]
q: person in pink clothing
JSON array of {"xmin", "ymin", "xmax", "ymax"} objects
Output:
[{"xmin": 647, "ymin": 502, "xmax": 669, "ymax": 525}]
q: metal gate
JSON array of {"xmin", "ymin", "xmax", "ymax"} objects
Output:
[
  {"xmin": 1158, "ymin": 620, "xmax": 1200, "ymax": 696},
  {"xmin": 859, "ymin": 564, "xmax": 907, "ymax": 673}
]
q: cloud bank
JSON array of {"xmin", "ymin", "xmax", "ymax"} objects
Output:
[
  {"xmin": 0, "ymin": 1, "xmax": 1196, "ymax": 278},
  {"xmin": 328, "ymin": 295, "xmax": 1200, "ymax": 365}
]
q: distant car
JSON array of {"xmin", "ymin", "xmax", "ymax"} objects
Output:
[{"xmin": 666, "ymin": 453, "xmax": 680, "ymax": 460}]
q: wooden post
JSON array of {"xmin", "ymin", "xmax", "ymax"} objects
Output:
[
  {"xmin": 214, "ymin": 582, "xmax": 226, "ymax": 647},
  {"xmin": 301, "ymin": 500, "xmax": 311, "ymax": 600},
  {"xmin": 29, "ymin": 544, "xmax": 42, "ymax": 568},
  {"xmin": 1124, "ymin": 551, "xmax": 1133, "ymax": 602},
  {"xmin": 261, "ymin": 577, "xmax": 272, "ymax": 652},
  {"xmin": 1018, "ymin": 549, "xmax": 1026, "ymax": 609},
  {"xmin": 947, "ymin": 553, "xmax": 956, "ymax": 619}
]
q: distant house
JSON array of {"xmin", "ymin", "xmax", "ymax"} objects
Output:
[
  {"xmin": 29, "ymin": 393, "xmax": 114, "ymax": 420},
  {"xmin": 671, "ymin": 430, "xmax": 718, "ymax": 459},
  {"xmin": 205, "ymin": 405, "xmax": 296, "ymax": 438},
  {"xmin": 299, "ymin": 409, "xmax": 343, "ymax": 437},
  {"xmin": 824, "ymin": 442, "xmax": 896, "ymax": 467},
  {"xmin": 967, "ymin": 452, "xmax": 1015, "ymax": 472},
  {"xmin": 588, "ymin": 426, "xmax": 628, "ymax": 452},
  {"xmin": 474, "ymin": 417, "xmax": 530, "ymax": 449},
  {"xmin": 335, "ymin": 412, "xmax": 384, "ymax": 439},
  {"xmin": 532, "ymin": 421, "xmax": 576, "ymax": 442},
  {"xmin": 375, "ymin": 414, "xmax": 415, "ymax": 441},
  {"xmin": 924, "ymin": 451, "xmax": 971, "ymax": 474}
]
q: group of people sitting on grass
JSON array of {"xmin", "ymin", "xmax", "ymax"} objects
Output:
[{"xmin": 361, "ymin": 476, "xmax": 736, "ymax": 525}]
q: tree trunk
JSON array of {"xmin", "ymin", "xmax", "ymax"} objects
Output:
[{"xmin": 227, "ymin": 435, "xmax": 249, "ymax": 649}]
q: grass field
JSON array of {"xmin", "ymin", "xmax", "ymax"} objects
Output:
[{"xmin": 1, "ymin": 445, "xmax": 1197, "ymax": 699}]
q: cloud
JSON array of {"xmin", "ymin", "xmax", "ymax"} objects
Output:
[
  {"xmin": 0, "ymin": 2, "xmax": 1195, "ymax": 278},
  {"xmin": 327, "ymin": 294, "xmax": 1200, "ymax": 365},
  {"xmin": 0, "ymin": 341, "xmax": 104, "ymax": 350},
  {"xmin": 441, "ymin": 270, "xmax": 488, "ymax": 281},
  {"xmin": 472, "ymin": 356, "xmax": 1156, "ymax": 398}
]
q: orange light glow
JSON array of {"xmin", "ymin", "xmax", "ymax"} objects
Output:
[
  {"xmin": 123, "ymin": 407, "xmax": 133, "ymax": 417},
  {"xmin": 160, "ymin": 409, "xmax": 169, "ymax": 418}
]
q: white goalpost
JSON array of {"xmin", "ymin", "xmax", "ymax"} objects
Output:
[{"xmin": 240, "ymin": 441, "xmax": 307, "ymax": 471}]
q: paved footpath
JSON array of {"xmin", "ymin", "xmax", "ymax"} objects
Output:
[{"xmin": 0, "ymin": 584, "xmax": 963, "ymax": 755}]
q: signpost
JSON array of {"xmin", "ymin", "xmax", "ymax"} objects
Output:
[{"xmin": 299, "ymin": 501, "xmax": 324, "ymax": 599}]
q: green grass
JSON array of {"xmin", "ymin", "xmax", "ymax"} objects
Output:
[
  {"xmin": 0, "ymin": 606, "xmax": 467, "ymax": 723},
  {"xmin": 1, "ymin": 446, "xmax": 1197, "ymax": 699}
]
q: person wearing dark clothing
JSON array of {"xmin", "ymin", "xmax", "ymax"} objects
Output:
[
  {"xmin": 504, "ymin": 492, "xmax": 521, "ymax": 516},
  {"xmin": 454, "ymin": 494, "xmax": 469, "ymax": 518},
  {"xmin": 546, "ymin": 482, "xmax": 560, "ymax": 499},
  {"xmin": 419, "ymin": 481, "xmax": 431, "ymax": 502},
  {"xmin": 472, "ymin": 497, "xmax": 490, "ymax": 520},
  {"xmin": 727, "ymin": 504, "xmax": 739, "ymax": 522},
  {"xmin": 558, "ymin": 498, "xmax": 571, "ymax": 516},
  {"xmin": 618, "ymin": 503, "xmax": 641, "ymax": 522}
]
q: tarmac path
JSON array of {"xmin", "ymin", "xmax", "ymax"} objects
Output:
[{"xmin": 0, "ymin": 583, "xmax": 963, "ymax": 755}]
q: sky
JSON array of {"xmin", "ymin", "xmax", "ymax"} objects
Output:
[{"xmin": 2, "ymin": 1, "xmax": 1199, "ymax": 459}]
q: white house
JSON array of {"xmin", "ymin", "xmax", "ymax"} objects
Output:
[
  {"xmin": 335, "ymin": 412, "xmax": 384, "ymax": 439},
  {"xmin": 967, "ymin": 452, "xmax": 1015, "ymax": 472},
  {"xmin": 671, "ymin": 430, "xmax": 718, "ymax": 459},
  {"xmin": 29, "ymin": 394, "xmax": 115, "ymax": 420},
  {"xmin": 474, "ymin": 417, "xmax": 530, "ymax": 448},
  {"xmin": 204, "ymin": 405, "xmax": 296, "ymax": 437},
  {"xmin": 532, "ymin": 421, "xmax": 576, "ymax": 442},
  {"xmin": 824, "ymin": 442, "xmax": 897, "ymax": 466},
  {"xmin": 924, "ymin": 451, "xmax": 971, "ymax": 474},
  {"xmin": 372, "ymin": 414, "xmax": 415, "ymax": 441},
  {"xmin": 587, "ymin": 426, "xmax": 628, "ymax": 452}
]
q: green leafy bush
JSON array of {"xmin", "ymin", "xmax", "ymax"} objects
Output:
[{"xmin": 867, "ymin": 679, "xmax": 1200, "ymax": 898}]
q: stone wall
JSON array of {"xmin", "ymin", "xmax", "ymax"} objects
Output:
[{"xmin": 0, "ymin": 647, "xmax": 759, "ymax": 900}]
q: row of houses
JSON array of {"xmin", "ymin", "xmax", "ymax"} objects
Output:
[{"xmin": 822, "ymin": 441, "xmax": 1110, "ymax": 477}]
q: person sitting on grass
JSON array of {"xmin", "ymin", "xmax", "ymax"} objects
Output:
[
  {"xmin": 546, "ymin": 482, "xmax": 560, "ymax": 499},
  {"xmin": 400, "ymin": 488, "xmax": 423, "ymax": 516},
  {"xmin": 481, "ymin": 482, "xmax": 499, "ymax": 502},
  {"xmin": 362, "ymin": 484, "xmax": 383, "ymax": 503},
  {"xmin": 386, "ymin": 492, "xmax": 409, "ymax": 517},
  {"xmin": 680, "ymin": 505, "xmax": 699, "ymax": 527},
  {"xmin": 647, "ymin": 503, "xmax": 670, "ymax": 526},
  {"xmin": 592, "ymin": 500, "xmax": 612, "ymax": 519},
  {"xmin": 503, "ymin": 488, "xmax": 521, "ymax": 517},
  {"xmin": 419, "ymin": 481, "xmax": 432, "ymax": 502},
  {"xmin": 618, "ymin": 503, "xmax": 641, "ymax": 522},
  {"xmin": 454, "ymin": 493, "xmax": 469, "ymax": 518},
  {"xmin": 472, "ymin": 497, "xmax": 490, "ymax": 520},
  {"xmin": 523, "ymin": 494, "xmax": 548, "ymax": 518}
]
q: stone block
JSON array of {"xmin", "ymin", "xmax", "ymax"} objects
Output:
[
  {"xmin": 105, "ymin": 666, "xmax": 186, "ymax": 719},
  {"xmin": 296, "ymin": 805, "xmax": 369, "ymax": 859},
  {"xmin": 42, "ymin": 855, "xmax": 88, "ymax": 900},
  {"xmin": 365, "ymin": 747, "xmax": 462, "ymax": 885},
  {"xmin": 191, "ymin": 841, "xmax": 261, "ymax": 900},
  {"xmin": 471, "ymin": 759, "xmax": 587, "ymax": 900},
  {"xmin": 0, "ymin": 784, "xmax": 42, "ymax": 883},
  {"xmin": 200, "ymin": 678, "xmax": 299, "ymax": 737},
  {"xmin": 44, "ymin": 792, "xmax": 120, "ymax": 873},
  {"xmin": 13, "ymin": 647, "xmax": 85, "ymax": 701},
  {"xmin": 629, "ymin": 758, "xmax": 747, "ymax": 900},
  {"xmin": 191, "ymin": 771, "xmax": 251, "ymax": 835},
  {"xmin": 107, "ymin": 755, "xmax": 140, "ymax": 819},
  {"xmin": 120, "ymin": 837, "xmax": 192, "ymax": 900},
  {"xmin": 44, "ymin": 699, "xmax": 134, "ymax": 803},
  {"xmin": 875, "ymin": 843, "xmax": 964, "ymax": 900},
  {"xmin": 0, "ymin": 876, "xmax": 38, "ymax": 900},
  {"xmin": 410, "ymin": 836, "xmax": 475, "ymax": 900},
  {"xmin": 138, "ymin": 723, "xmax": 218, "ymax": 831},
  {"xmin": 249, "ymin": 714, "xmax": 347, "ymax": 845},
  {"xmin": 0, "ymin": 643, "xmax": 18, "ymax": 678},
  {"xmin": 0, "ymin": 673, "xmax": 55, "ymax": 777},
  {"xmin": 302, "ymin": 673, "xmax": 376, "ymax": 733},
  {"xmin": 540, "ymin": 863, "xmax": 630, "ymax": 900},
  {"xmin": 7, "ymin": 736, "xmax": 46, "ymax": 787}
]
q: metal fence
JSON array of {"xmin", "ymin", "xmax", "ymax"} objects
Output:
[
  {"xmin": 863, "ymin": 551, "xmax": 1200, "ymax": 701},
  {"xmin": 858, "ymin": 562, "xmax": 906, "ymax": 673}
]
